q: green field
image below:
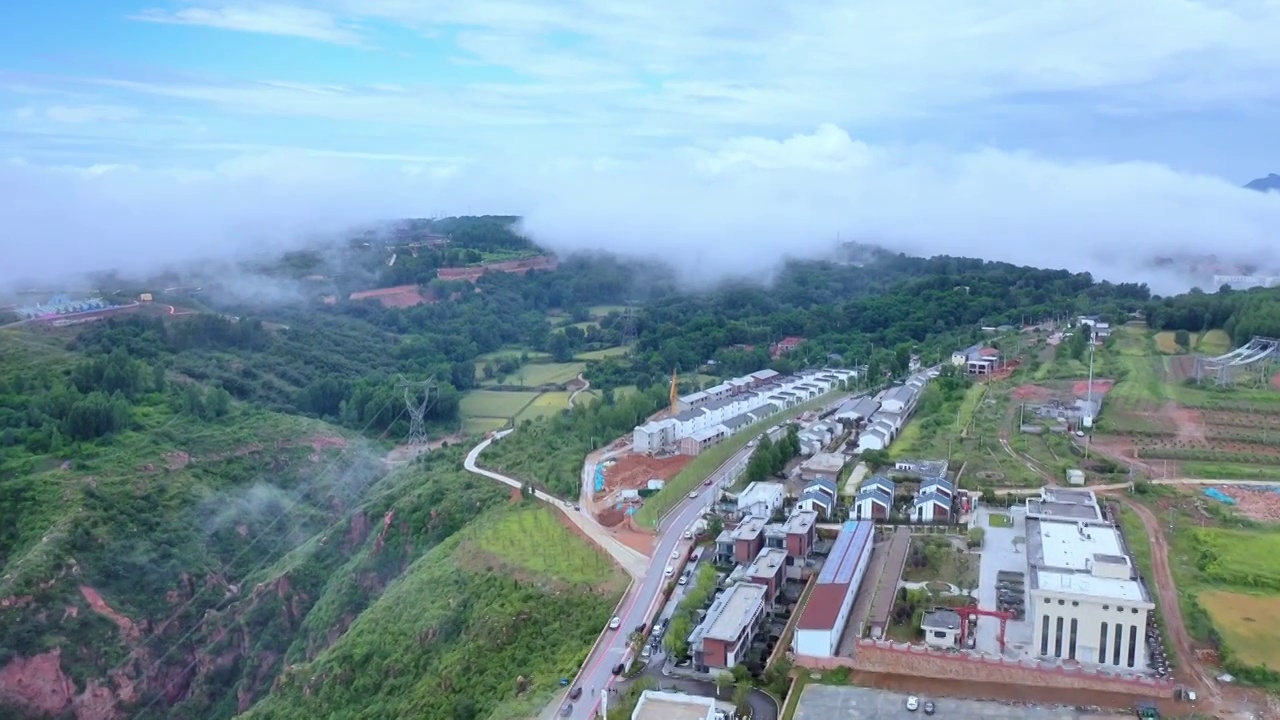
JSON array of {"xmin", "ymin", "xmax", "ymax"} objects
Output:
[
  {"xmin": 576, "ymin": 345, "xmax": 632, "ymax": 361},
  {"xmin": 515, "ymin": 392, "xmax": 573, "ymax": 422},
  {"xmin": 476, "ymin": 347, "xmax": 552, "ymax": 363},
  {"xmin": 1197, "ymin": 329, "xmax": 1233, "ymax": 355},
  {"xmin": 459, "ymin": 390, "xmax": 540, "ymax": 419},
  {"xmin": 1198, "ymin": 590, "xmax": 1280, "ymax": 671},
  {"xmin": 462, "ymin": 416, "xmax": 510, "ymax": 435},
  {"xmin": 1191, "ymin": 527, "xmax": 1280, "ymax": 590},
  {"xmin": 520, "ymin": 362, "xmax": 586, "ymax": 385},
  {"xmin": 461, "ymin": 505, "xmax": 625, "ymax": 590}
]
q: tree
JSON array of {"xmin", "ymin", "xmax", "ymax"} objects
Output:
[
  {"xmin": 1174, "ymin": 329, "xmax": 1191, "ymax": 351},
  {"xmin": 713, "ymin": 669, "xmax": 733, "ymax": 697},
  {"xmin": 861, "ymin": 449, "xmax": 890, "ymax": 471}
]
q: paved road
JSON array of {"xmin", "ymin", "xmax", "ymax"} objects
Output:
[
  {"xmin": 561, "ymin": 444, "xmax": 755, "ymax": 720},
  {"xmin": 464, "ymin": 433, "xmax": 648, "ymax": 576}
]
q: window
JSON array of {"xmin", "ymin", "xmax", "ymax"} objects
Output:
[
  {"xmin": 1113, "ymin": 623, "xmax": 1124, "ymax": 666},
  {"xmin": 1044, "ymin": 598, "xmax": 1051, "ymax": 604},
  {"xmin": 1040, "ymin": 616, "xmax": 1050, "ymax": 656},
  {"xmin": 1103, "ymin": 604, "xmax": 1110, "ymax": 610},
  {"xmin": 1068, "ymin": 618, "xmax": 1079, "ymax": 660},
  {"xmin": 1098, "ymin": 624, "xmax": 1109, "ymax": 665},
  {"xmin": 1131, "ymin": 608, "xmax": 1139, "ymax": 614},
  {"xmin": 933, "ymin": 631, "xmax": 947, "ymax": 638},
  {"xmin": 1072, "ymin": 601, "xmax": 1079, "ymax": 607},
  {"xmin": 1117, "ymin": 606, "xmax": 1125, "ymax": 612},
  {"xmin": 1057, "ymin": 599, "xmax": 1065, "ymax": 605},
  {"xmin": 1054, "ymin": 616, "xmax": 1065, "ymax": 658},
  {"xmin": 1127, "ymin": 624, "xmax": 1138, "ymax": 668}
]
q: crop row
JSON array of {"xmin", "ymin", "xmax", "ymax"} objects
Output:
[
  {"xmin": 1135, "ymin": 446, "xmax": 1280, "ymax": 466},
  {"xmin": 1205, "ymin": 426, "xmax": 1280, "ymax": 444},
  {"xmin": 1184, "ymin": 400, "xmax": 1280, "ymax": 416},
  {"xmin": 1200, "ymin": 412, "xmax": 1280, "ymax": 430}
]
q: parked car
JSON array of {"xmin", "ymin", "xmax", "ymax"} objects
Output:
[
  {"xmin": 608, "ymin": 616, "xmax": 621, "ymax": 630},
  {"xmin": 683, "ymin": 529, "xmax": 694, "ymax": 539},
  {"xmin": 611, "ymin": 663, "xmax": 624, "ymax": 676},
  {"xmin": 664, "ymin": 565, "xmax": 675, "ymax": 576},
  {"xmin": 906, "ymin": 695, "xmax": 920, "ymax": 711},
  {"xmin": 678, "ymin": 575, "xmax": 688, "ymax": 586},
  {"xmin": 559, "ymin": 704, "xmax": 572, "ymax": 717},
  {"xmin": 641, "ymin": 644, "xmax": 652, "ymax": 659},
  {"xmin": 671, "ymin": 549, "xmax": 680, "ymax": 559},
  {"xmin": 923, "ymin": 700, "xmax": 935, "ymax": 715},
  {"xmin": 568, "ymin": 687, "xmax": 582, "ymax": 701}
]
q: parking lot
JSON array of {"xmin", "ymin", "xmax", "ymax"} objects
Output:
[
  {"xmin": 974, "ymin": 505, "xmax": 1035, "ymax": 658},
  {"xmin": 792, "ymin": 685, "xmax": 1134, "ymax": 720}
]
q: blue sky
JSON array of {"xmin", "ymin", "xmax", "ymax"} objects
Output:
[{"xmin": 3, "ymin": 1, "xmax": 1280, "ymax": 287}]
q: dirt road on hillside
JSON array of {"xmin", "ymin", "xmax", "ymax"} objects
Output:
[{"xmin": 1104, "ymin": 494, "xmax": 1222, "ymax": 710}]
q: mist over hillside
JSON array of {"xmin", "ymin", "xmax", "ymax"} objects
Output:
[{"xmin": 5, "ymin": 131, "xmax": 1280, "ymax": 295}]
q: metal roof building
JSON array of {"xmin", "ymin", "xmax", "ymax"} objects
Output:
[{"xmin": 792, "ymin": 520, "xmax": 875, "ymax": 658}]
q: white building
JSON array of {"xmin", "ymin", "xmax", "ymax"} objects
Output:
[
  {"xmin": 632, "ymin": 690, "xmax": 736, "ymax": 720},
  {"xmin": 793, "ymin": 521, "xmax": 874, "ymax": 657},
  {"xmin": 921, "ymin": 609, "xmax": 963, "ymax": 648},
  {"xmin": 852, "ymin": 476, "xmax": 894, "ymax": 520},
  {"xmin": 855, "ymin": 425, "xmax": 891, "ymax": 453},
  {"xmin": 735, "ymin": 481, "xmax": 785, "ymax": 519},
  {"xmin": 1025, "ymin": 491, "xmax": 1154, "ymax": 671},
  {"xmin": 800, "ymin": 452, "xmax": 846, "ymax": 482}
]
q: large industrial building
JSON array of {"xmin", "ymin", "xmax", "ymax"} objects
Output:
[
  {"xmin": 632, "ymin": 369, "xmax": 855, "ymax": 456},
  {"xmin": 1024, "ymin": 489, "xmax": 1154, "ymax": 670},
  {"xmin": 792, "ymin": 520, "xmax": 875, "ymax": 657}
]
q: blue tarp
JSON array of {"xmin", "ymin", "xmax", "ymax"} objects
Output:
[
  {"xmin": 1204, "ymin": 488, "xmax": 1236, "ymax": 505},
  {"xmin": 594, "ymin": 464, "xmax": 606, "ymax": 492}
]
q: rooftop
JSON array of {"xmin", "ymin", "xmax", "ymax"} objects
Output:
[
  {"xmin": 802, "ymin": 452, "xmax": 846, "ymax": 474},
  {"xmin": 737, "ymin": 482, "xmax": 785, "ymax": 510},
  {"xmin": 921, "ymin": 609, "xmax": 963, "ymax": 630},
  {"xmin": 806, "ymin": 477, "xmax": 839, "ymax": 496},
  {"xmin": 781, "ymin": 509, "xmax": 818, "ymax": 535},
  {"xmin": 799, "ymin": 489, "xmax": 833, "ymax": 508},
  {"xmin": 690, "ymin": 425, "xmax": 726, "ymax": 442},
  {"xmin": 700, "ymin": 582, "xmax": 768, "ymax": 642},
  {"xmin": 816, "ymin": 521, "xmax": 874, "ymax": 585},
  {"xmin": 1034, "ymin": 569, "xmax": 1147, "ymax": 602},
  {"xmin": 1026, "ymin": 487, "xmax": 1104, "ymax": 522},
  {"xmin": 893, "ymin": 458, "xmax": 950, "ymax": 479},
  {"xmin": 632, "ymin": 690, "xmax": 734, "ymax": 720},
  {"xmin": 834, "ymin": 396, "xmax": 881, "ymax": 420},
  {"xmin": 1026, "ymin": 517, "xmax": 1150, "ymax": 603},
  {"xmin": 746, "ymin": 547, "xmax": 788, "ymax": 578},
  {"xmin": 881, "ymin": 385, "xmax": 917, "ymax": 405},
  {"xmin": 912, "ymin": 491, "xmax": 950, "ymax": 508},
  {"xmin": 731, "ymin": 515, "xmax": 769, "ymax": 541}
]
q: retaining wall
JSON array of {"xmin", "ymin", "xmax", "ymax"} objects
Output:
[{"xmin": 795, "ymin": 640, "xmax": 1174, "ymax": 696}]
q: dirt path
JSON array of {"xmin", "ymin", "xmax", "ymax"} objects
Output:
[
  {"xmin": 1103, "ymin": 494, "xmax": 1223, "ymax": 710},
  {"xmin": 1165, "ymin": 401, "xmax": 1206, "ymax": 444},
  {"xmin": 569, "ymin": 374, "xmax": 590, "ymax": 408}
]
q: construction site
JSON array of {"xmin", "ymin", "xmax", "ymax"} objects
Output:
[
  {"xmin": 1192, "ymin": 336, "xmax": 1280, "ymax": 387},
  {"xmin": 590, "ymin": 452, "xmax": 691, "ymax": 527}
]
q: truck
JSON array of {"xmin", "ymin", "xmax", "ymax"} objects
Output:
[{"xmin": 1134, "ymin": 701, "xmax": 1160, "ymax": 719}]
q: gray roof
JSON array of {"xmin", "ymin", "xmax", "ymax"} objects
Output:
[
  {"xmin": 921, "ymin": 609, "xmax": 963, "ymax": 630},
  {"xmin": 881, "ymin": 385, "xmax": 917, "ymax": 406},
  {"xmin": 861, "ymin": 475, "xmax": 895, "ymax": 494},
  {"xmin": 807, "ymin": 477, "xmax": 839, "ymax": 496},
  {"xmin": 921, "ymin": 477, "xmax": 955, "ymax": 494},
  {"xmin": 913, "ymin": 490, "xmax": 951, "ymax": 508},
  {"xmin": 799, "ymin": 489, "xmax": 833, "ymax": 508}
]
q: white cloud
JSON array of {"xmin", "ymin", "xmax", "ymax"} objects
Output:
[
  {"xmin": 131, "ymin": 4, "xmax": 367, "ymax": 46},
  {"xmin": 37, "ymin": 105, "xmax": 139, "ymax": 123},
  {"xmin": 5, "ymin": 125, "xmax": 1279, "ymax": 294}
]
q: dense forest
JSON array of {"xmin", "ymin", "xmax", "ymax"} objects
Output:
[{"xmin": 3, "ymin": 215, "xmax": 1263, "ymax": 720}]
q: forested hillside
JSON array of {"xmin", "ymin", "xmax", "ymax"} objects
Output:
[{"xmin": 1, "ymin": 217, "xmax": 1238, "ymax": 720}]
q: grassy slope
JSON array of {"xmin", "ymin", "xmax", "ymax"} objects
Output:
[{"xmin": 243, "ymin": 504, "xmax": 625, "ymax": 720}]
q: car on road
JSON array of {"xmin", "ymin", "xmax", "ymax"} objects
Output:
[
  {"xmin": 923, "ymin": 700, "xmax": 935, "ymax": 715},
  {"xmin": 683, "ymin": 529, "xmax": 693, "ymax": 539},
  {"xmin": 688, "ymin": 490, "xmax": 698, "ymax": 498},
  {"xmin": 608, "ymin": 616, "xmax": 621, "ymax": 630},
  {"xmin": 559, "ymin": 704, "xmax": 572, "ymax": 717},
  {"xmin": 611, "ymin": 663, "xmax": 624, "ymax": 676},
  {"xmin": 664, "ymin": 565, "xmax": 675, "ymax": 576},
  {"xmin": 703, "ymin": 478, "xmax": 712, "ymax": 486},
  {"xmin": 906, "ymin": 695, "xmax": 920, "ymax": 711},
  {"xmin": 568, "ymin": 687, "xmax": 582, "ymax": 701}
]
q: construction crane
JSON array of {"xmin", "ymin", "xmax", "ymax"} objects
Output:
[{"xmin": 668, "ymin": 368, "xmax": 679, "ymax": 415}]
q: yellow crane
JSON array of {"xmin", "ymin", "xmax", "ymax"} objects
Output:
[{"xmin": 669, "ymin": 368, "xmax": 679, "ymax": 415}]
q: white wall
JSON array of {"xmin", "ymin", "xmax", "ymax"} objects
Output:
[
  {"xmin": 793, "ymin": 627, "xmax": 835, "ymax": 657},
  {"xmin": 1030, "ymin": 591, "xmax": 1151, "ymax": 668}
]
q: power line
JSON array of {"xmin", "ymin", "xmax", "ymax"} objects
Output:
[{"xmin": 132, "ymin": 393, "xmax": 407, "ymax": 717}]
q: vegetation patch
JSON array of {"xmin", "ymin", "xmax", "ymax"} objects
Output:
[
  {"xmin": 901, "ymin": 536, "xmax": 979, "ymax": 591},
  {"xmin": 575, "ymin": 345, "xmax": 631, "ymax": 361},
  {"xmin": 519, "ymin": 362, "xmax": 586, "ymax": 386},
  {"xmin": 988, "ymin": 513, "xmax": 1013, "ymax": 528},
  {"xmin": 462, "ymin": 416, "xmax": 510, "ymax": 436},
  {"xmin": 1190, "ymin": 527, "xmax": 1280, "ymax": 591},
  {"xmin": 459, "ymin": 390, "xmax": 540, "ymax": 419},
  {"xmin": 1196, "ymin": 329, "xmax": 1233, "ymax": 356},
  {"xmin": 1198, "ymin": 590, "xmax": 1280, "ymax": 671},
  {"xmin": 459, "ymin": 505, "xmax": 627, "ymax": 594},
  {"xmin": 514, "ymin": 392, "xmax": 573, "ymax": 423}
]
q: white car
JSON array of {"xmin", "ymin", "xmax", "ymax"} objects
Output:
[
  {"xmin": 664, "ymin": 565, "xmax": 675, "ymax": 576},
  {"xmin": 671, "ymin": 549, "xmax": 680, "ymax": 559},
  {"xmin": 906, "ymin": 695, "xmax": 920, "ymax": 711},
  {"xmin": 683, "ymin": 530, "xmax": 693, "ymax": 539},
  {"xmin": 688, "ymin": 490, "xmax": 698, "ymax": 499},
  {"xmin": 608, "ymin": 616, "xmax": 621, "ymax": 630}
]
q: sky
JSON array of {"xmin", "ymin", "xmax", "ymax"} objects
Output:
[{"xmin": 3, "ymin": 0, "xmax": 1280, "ymax": 289}]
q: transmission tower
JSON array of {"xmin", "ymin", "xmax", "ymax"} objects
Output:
[
  {"xmin": 398, "ymin": 374, "xmax": 438, "ymax": 447},
  {"xmin": 620, "ymin": 306, "xmax": 638, "ymax": 346}
]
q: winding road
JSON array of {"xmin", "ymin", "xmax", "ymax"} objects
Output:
[{"xmin": 465, "ymin": 432, "xmax": 758, "ymax": 720}]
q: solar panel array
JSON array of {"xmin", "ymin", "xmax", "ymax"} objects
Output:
[{"xmin": 817, "ymin": 520, "xmax": 874, "ymax": 585}]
